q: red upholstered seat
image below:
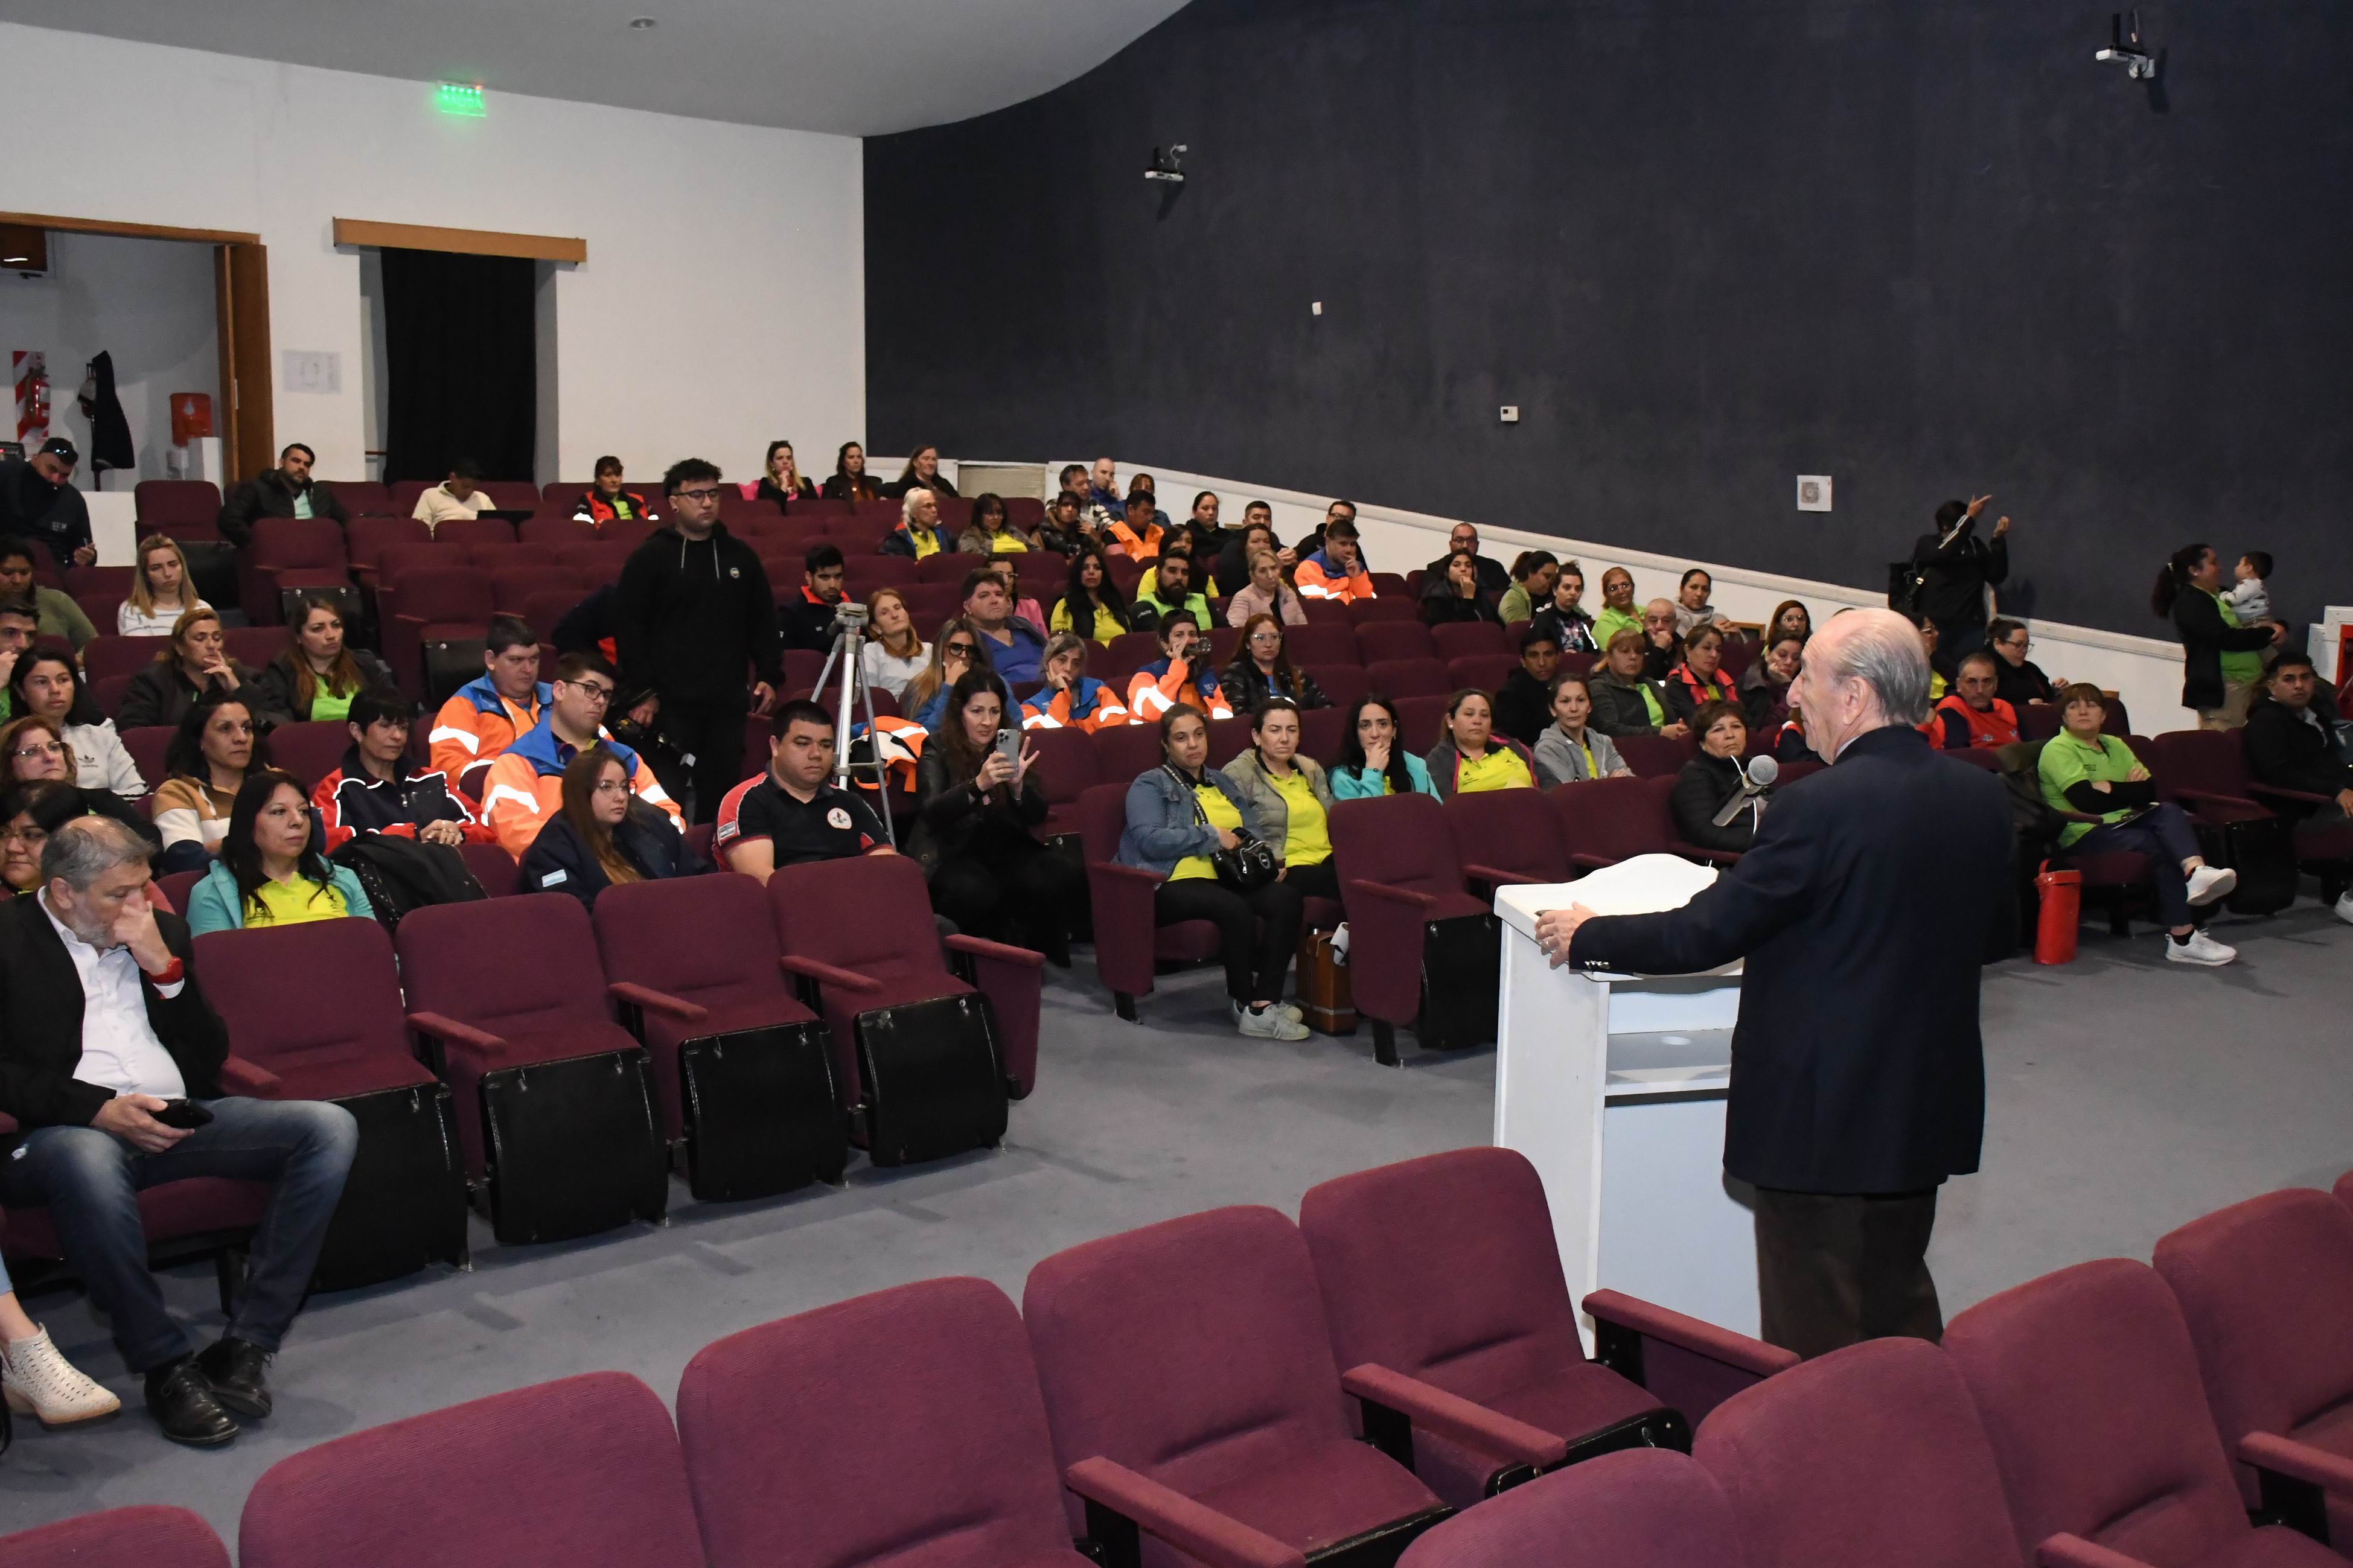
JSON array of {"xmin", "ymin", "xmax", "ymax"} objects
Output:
[
  {"xmin": 1445, "ymin": 654, "xmax": 1520, "ymax": 693},
  {"xmin": 1429, "ymin": 622, "xmax": 1509, "ymax": 661},
  {"xmin": 1445, "ymin": 786, "xmax": 1570, "ymax": 891},
  {"xmin": 194, "ymin": 920, "xmax": 439, "ymax": 1103},
  {"xmin": 1612, "ymin": 733, "xmax": 1695, "ymax": 777},
  {"xmin": 240, "ymin": 518, "xmax": 350, "ymax": 625},
  {"xmin": 1024, "ymin": 724, "xmax": 1100, "ymax": 841},
  {"xmin": 1078, "ymin": 780, "xmax": 1219, "ymax": 1019},
  {"xmin": 1, "ymin": 1177, "xmax": 272, "ymax": 1265},
  {"xmin": 1327, "ymin": 792, "xmax": 1488, "ymax": 1047},
  {"xmin": 133, "ymin": 479, "xmax": 222, "ymax": 528},
  {"xmin": 1356, "ymin": 621, "xmax": 1434, "ymax": 664},
  {"xmin": 1397, "ymin": 1452, "xmax": 1740, "ymax": 1568},
  {"xmin": 1309, "ymin": 664, "xmax": 1368, "ymax": 713},
  {"xmin": 1349, "ymin": 596, "xmax": 1419, "ymax": 625},
  {"xmin": 1285, "ymin": 625, "xmax": 1359, "ymax": 666},
  {"xmin": 0, "ymin": 1506, "xmax": 227, "ymax": 1568},
  {"xmin": 267, "ymin": 721, "xmax": 350, "ymax": 790},
  {"xmin": 1549, "ymin": 776, "xmax": 1677, "ymax": 868},
  {"xmin": 1364, "ymin": 658, "xmax": 1451, "ymax": 699}
]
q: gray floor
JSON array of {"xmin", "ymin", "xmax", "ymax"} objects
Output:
[{"xmin": 2, "ymin": 901, "xmax": 2349, "ymax": 1546}]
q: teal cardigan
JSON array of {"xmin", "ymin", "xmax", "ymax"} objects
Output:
[
  {"xmin": 184, "ymin": 859, "xmax": 375, "ymax": 935},
  {"xmin": 1329, "ymin": 754, "xmax": 1438, "ymax": 800}
]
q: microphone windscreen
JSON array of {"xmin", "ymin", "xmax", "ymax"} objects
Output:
[{"xmin": 1745, "ymin": 754, "xmax": 1780, "ymax": 787}]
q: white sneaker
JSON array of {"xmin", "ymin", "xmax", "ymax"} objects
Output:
[
  {"xmin": 2185, "ymin": 865, "xmax": 2238, "ymax": 907},
  {"xmin": 2334, "ymin": 891, "xmax": 2353, "ymax": 926},
  {"xmin": 1236, "ymin": 1003, "xmax": 1311, "ymax": 1041},
  {"xmin": 2166, "ymin": 930, "xmax": 2237, "ymax": 967},
  {"xmin": 1, "ymin": 1327, "xmax": 121, "ymax": 1426}
]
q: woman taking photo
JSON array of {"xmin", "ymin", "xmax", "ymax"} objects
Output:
[
  {"xmin": 10, "ymin": 652, "xmax": 143, "ymax": 795},
  {"xmin": 860, "ymin": 587, "xmax": 929, "ymax": 700},
  {"xmin": 1126, "ymin": 614, "xmax": 1231, "ymax": 724},
  {"xmin": 155, "ymin": 695, "xmax": 267, "ymax": 873},
  {"xmin": 1662, "ymin": 624, "xmax": 1742, "ymax": 723},
  {"xmin": 117, "ymin": 607, "xmax": 248, "ymax": 731},
  {"xmin": 0, "ymin": 715, "xmax": 158, "ymax": 841},
  {"xmin": 117, "ymin": 533, "xmax": 209, "ymax": 637},
  {"xmin": 1330, "ymin": 695, "xmax": 1439, "ymax": 799},
  {"xmin": 822, "ymin": 441, "xmax": 883, "ymax": 503},
  {"xmin": 1672, "ymin": 703, "xmax": 1770, "ymax": 853},
  {"xmin": 1049, "ymin": 546, "xmax": 1129, "ymax": 645},
  {"xmin": 1219, "ymin": 698, "xmax": 1340, "ymax": 900},
  {"xmin": 2154, "ymin": 541, "xmax": 2282, "ymax": 730},
  {"xmin": 1531, "ymin": 561, "xmax": 1599, "ymax": 655},
  {"xmin": 310, "ymin": 687, "xmax": 488, "ymax": 851},
  {"xmin": 911, "ymin": 669, "xmax": 1076, "ymax": 963},
  {"xmin": 1423, "ymin": 689, "xmax": 1535, "ymax": 798},
  {"xmin": 1221, "ymin": 614, "xmax": 1330, "ymax": 714},
  {"xmin": 1738, "ymin": 632, "xmax": 1803, "ymax": 729},
  {"xmin": 1118, "ymin": 706, "xmax": 1310, "ymax": 1041},
  {"xmin": 956, "ymin": 492, "xmax": 1032, "ymax": 555},
  {"xmin": 520, "ymin": 746, "xmax": 701, "ymax": 908},
  {"xmin": 1531, "ymin": 674, "xmax": 1632, "ymax": 786},
  {"xmin": 187, "ymin": 770, "xmax": 375, "ymax": 934},
  {"xmin": 252, "ymin": 594, "xmax": 396, "ymax": 728},
  {"xmin": 1421, "ymin": 553, "xmax": 1504, "ymax": 627},
  {"xmin": 1225, "ymin": 548, "xmax": 1308, "ymax": 628},
  {"xmin": 889, "ymin": 444, "xmax": 958, "ymax": 500},
  {"xmin": 1021, "ymin": 635, "xmax": 1128, "ymax": 731},
  {"xmin": 753, "ymin": 439, "xmax": 818, "ymax": 510},
  {"xmin": 902, "ymin": 617, "xmax": 990, "ymax": 732}
]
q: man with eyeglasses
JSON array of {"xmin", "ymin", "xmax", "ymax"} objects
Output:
[
  {"xmin": 615, "ymin": 458, "xmax": 782, "ymax": 824},
  {"xmin": 1984, "ymin": 618, "xmax": 2058, "ymax": 708},
  {"xmin": 0, "ymin": 596, "xmax": 37, "ymax": 722},
  {"xmin": 1422, "ymin": 521, "xmax": 1509, "ymax": 605},
  {"xmin": 479, "ymin": 651, "xmax": 682, "ymax": 858}
]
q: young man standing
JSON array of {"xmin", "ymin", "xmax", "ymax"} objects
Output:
[
  {"xmin": 481, "ymin": 652, "xmax": 680, "ymax": 858},
  {"xmin": 615, "ymin": 459, "xmax": 782, "ymax": 823},
  {"xmin": 713, "ymin": 700, "xmax": 895, "ymax": 882},
  {"xmin": 430, "ymin": 616, "xmax": 550, "ymax": 799}
]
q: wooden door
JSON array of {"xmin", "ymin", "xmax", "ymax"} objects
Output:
[{"xmin": 213, "ymin": 242, "xmax": 273, "ymax": 482}]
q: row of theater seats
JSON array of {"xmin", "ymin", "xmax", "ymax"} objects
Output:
[
  {"xmin": 129, "ymin": 477, "xmax": 1024, "ymax": 531},
  {"xmin": 0, "ymin": 856, "xmax": 1041, "ymax": 1293},
  {"xmin": 19, "ymin": 1152, "xmax": 2352, "ymax": 1568}
]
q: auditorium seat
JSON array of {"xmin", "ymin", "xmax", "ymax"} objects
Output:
[
  {"xmin": 1285, "ymin": 624, "xmax": 1359, "ymax": 666},
  {"xmin": 76, "ymin": 590, "xmax": 122, "ymax": 632},
  {"xmin": 1024, "ymin": 724, "xmax": 1100, "ymax": 841},
  {"xmin": 1205, "ymin": 715, "xmax": 1251, "ymax": 767},
  {"xmin": 1078, "ymin": 780, "xmax": 1221, "ymax": 1021},
  {"xmin": 0, "ymin": 1506, "xmax": 228, "ymax": 1568},
  {"xmin": 238, "ymin": 1372, "xmax": 703, "ymax": 1568},
  {"xmin": 388, "ymin": 479, "xmax": 433, "ymax": 514},
  {"xmin": 1612, "ymin": 733, "xmax": 1695, "ymax": 777},
  {"xmin": 1328, "ymin": 792, "xmax": 1496, "ymax": 1062},
  {"xmin": 1550, "ymin": 776, "xmax": 1678, "ymax": 869},
  {"xmin": 133, "ymin": 479, "xmax": 222, "ymax": 528},
  {"xmin": 593, "ymin": 874, "xmax": 846, "ymax": 1199},
  {"xmin": 1394, "ymin": 694, "xmax": 1449, "ymax": 752},
  {"xmin": 1356, "ymin": 621, "xmax": 1435, "ymax": 664},
  {"xmin": 1370, "ymin": 572, "xmax": 1410, "ymax": 598},
  {"xmin": 1091, "ymin": 721, "xmax": 1165, "ymax": 786},
  {"xmin": 460, "ymin": 841, "xmax": 519, "ymax": 895},
  {"xmin": 334, "ymin": 480, "xmax": 397, "ymax": 518},
  {"xmin": 94, "ymin": 671, "xmax": 135, "ymax": 719},
  {"xmin": 1693, "ymin": 1336, "xmax": 2025, "ymax": 1568},
  {"xmin": 2019, "ymin": 703, "xmax": 2064, "ymax": 742},
  {"xmin": 2153, "ymin": 1186, "xmax": 2353, "ymax": 1547},
  {"xmin": 1024, "ymin": 1206, "xmax": 1452, "ymax": 1568},
  {"xmin": 121, "ymin": 725, "xmax": 173, "ymax": 796},
  {"xmin": 430, "ymin": 514, "xmax": 519, "ymax": 549},
  {"xmin": 1, "ymin": 1172, "xmax": 270, "ymax": 1317},
  {"xmin": 678, "ymin": 1277, "xmax": 1094, "ymax": 1568},
  {"xmin": 239, "ymin": 518, "xmax": 350, "ymax": 625},
  {"xmin": 1396, "ymin": 1452, "xmax": 1739, "ymax": 1568},
  {"xmin": 83, "ymin": 634, "xmax": 161, "ymax": 686},
  {"xmin": 381, "ymin": 567, "xmax": 497, "ymax": 701},
  {"xmin": 1350, "ymin": 596, "xmax": 1420, "ymax": 625},
  {"xmin": 1300, "ymin": 703, "xmax": 1348, "ymax": 762},
  {"xmin": 221, "ymin": 625, "xmax": 286, "ymax": 671},
  {"xmin": 66, "ymin": 563, "xmax": 133, "ymax": 601},
  {"xmin": 1446, "ymin": 788, "xmax": 1571, "ymax": 891},
  {"xmin": 1943, "ymin": 1258, "xmax": 2337, "ymax": 1567},
  {"xmin": 1364, "ymin": 658, "xmax": 1451, "ymax": 700},
  {"xmin": 1429, "ymin": 622, "xmax": 1509, "ymax": 661},
  {"xmin": 1309, "ymin": 664, "xmax": 1368, "ymax": 713},
  {"xmin": 266, "ymin": 721, "xmax": 351, "ymax": 789},
  {"xmin": 1301, "ymin": 599, "xmax": 1350, "ymax": 626},
  {"xmin": 1445, "ymin": 654, "xmax": 1519, "ymax": 694}
]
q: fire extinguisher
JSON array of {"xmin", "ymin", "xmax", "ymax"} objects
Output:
[{"xmin": 2034, "ymin": 862, "xmax": 2081, "ymax": 966}]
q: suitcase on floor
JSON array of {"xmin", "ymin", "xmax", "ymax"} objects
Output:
[
  {"xmin": 1296, "ymin": 926, "xmax": 1357, "ymax": 1034},
  {"xmin": 852, "ymin": 992, "xmax": 1009, "ymax": 1167},
  {"xmin": 2195, "ymin": 816, "xmax": 2299, "ymax": 917},
  {"xmin": 311, "ymin": 1082, "xmax": 470, "ymax": 1292},
  {"xmin": 678, "ymin": 1021, "xmax": 848, "ymax": 1200},
  {"xmin": 1417, "ymin": 913, "xmax": 1502, "ymax": 1051},
  {"xmin": 480, "ymin": 1048, "xmax": 668, "ymax": 1245}
]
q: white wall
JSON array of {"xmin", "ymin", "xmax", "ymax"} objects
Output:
[
  {"xmin": 0, "ymin": 23, "xmax": 865, "ymax": 486},
  {"xmin": 0, "ymin": 231, "xmax": 219, "ymax": 484}
]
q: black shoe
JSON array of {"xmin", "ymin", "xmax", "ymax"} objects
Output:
[
  {"xmin": 144, "ymin": 1357, "xmax": 238, "ymax": 1446},
  {"xmin": 194, "ymin": 1337, "xmax": 273, "ymax": 1420}
]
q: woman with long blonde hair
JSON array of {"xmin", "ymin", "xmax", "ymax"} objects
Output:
[
  {"xmin": 859, "ymin": 587, "xmax": 930, "ymax": 701},
  {"xmin": 118, "ymin": 533, "xmax": 209, "ymax": 636}
]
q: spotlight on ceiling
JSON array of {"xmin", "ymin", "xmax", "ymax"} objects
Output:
[{"xmin": 628, "ymin": 16, "xmax": 657, "ymax": 30}]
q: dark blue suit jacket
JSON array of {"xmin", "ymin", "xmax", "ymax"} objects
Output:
[{"xmin": 1566, "ymin": 724, "xmax": 2014, "ymax": 1194}]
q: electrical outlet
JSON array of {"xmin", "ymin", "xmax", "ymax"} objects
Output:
[{"xmin": 1499, "ymin": 406, "xmax": 1520, "ymax": 424}]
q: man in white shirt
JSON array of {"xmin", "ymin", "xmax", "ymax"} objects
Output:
[
  {"xmin": 0, "ymin": 818, "xmax": 357, "ymax": 1446},
  {"xmin": 411, "ymin": 457, "xmax": 495, "ymax": 529}
]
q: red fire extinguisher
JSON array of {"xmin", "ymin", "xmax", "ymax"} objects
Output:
[{"xmin": 2034, "ymin": 862, "xmax": 2081, "ymax": 966}]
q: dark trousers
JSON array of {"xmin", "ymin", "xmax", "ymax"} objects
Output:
[
  {"xmin": 2070, "ymin": 802, "xmax": 2201, "ymax": 927},
  {"xmin": 928, "ymin": 846, "xmax": 1084, "ymax": 960},
  {"xmin": 2, "ymin": 1097, "xmax": 359, "ymax": 1371},
  {"xmin": 659, "ymin": 700, "xmax": 749, "ymax": 824},
  {"xmin": 1154, "ymin": 877, "xmax": 1307, "ymax": 1004},
  {"xmin": 1280, "ymin": 857, "xmax": 1342, "ymax": 901},
  {"xmin": 1752, "ymin": 1186, "xmax": 1943, "ymax": 1361}
]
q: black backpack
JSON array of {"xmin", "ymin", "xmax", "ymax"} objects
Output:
[
  {"xmin": 1886, "ymin": 559, "xmax": 1930, "ymax": 618},
  {"xmin": 1992, "ymin": 740, "xmax": 2065, "ymax": 850},
  {"xmin": 331, "ymin": 836, "xmax": 487, "ymax": 934}
]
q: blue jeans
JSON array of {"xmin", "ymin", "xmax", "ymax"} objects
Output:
[
  {"xmin": 2, "ymin": 1097, "xmax": 358, "ymax": 1372},
  {"xmin": 2070, "ymin": 803, "xmax": 2201, "ymax": 928}
]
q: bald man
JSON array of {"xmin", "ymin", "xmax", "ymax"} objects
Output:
[{"xmin": 1536, "ymin": 609, "xmax": 2014, "ymax": 1359}]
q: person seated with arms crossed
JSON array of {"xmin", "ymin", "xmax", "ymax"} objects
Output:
[
  {"xmin": 216, "ymin": 442, "xmax": 348, "ymax": 547},
  {"xmin": 1496, "ymin": 551, "xmax": 1559, "ymax": 626},
  {"xmin": 1738, "ymin": 631, "xmax": 1802, "ymax": 730},
  {"xmin": 881, "ymin": 487, "xmax": 948, "ymax": 559},
  {"xmin": 715, "ymin": 700, "xmax": 895, "ymax": 882},
  {"xmin": 1225, "ymin": 544, "xmax": 1307, "ymax": 627},
  {"xmin": 117, "ymin": 534, "xmax": 211, "ymax": 639},
  {"xmin": 1490, "ymin": 623, "xmax": 1562, "ymax": 747},
  {"xmin": 1422, "ymin": 551, "xmax": 1505, "ymax": 626},
  {"xmin": 0, "ymin": 538, "xmax": 96, "ymax": 650},
  {"xmin": 1588, "ymin": 630, "xmax": 1691, "ymax": 740},
  {"xmin": 1422, "ymin": 522, "xmax": 1509, "ymax": 605},
  {"xmin": 859, "ymin": 587, "xmax": 930, "ymax": 701},
  {"xmin": 887, "ymin": 444, "xmax": 957, "ymax": 501},
  {"xmin": 12, "ymin": 651, "xmax": 143, "ymax": 796},
  {"xmin": 1023, "ymin": 634, "xmax": 1128, "ymax": 731},
  {"xmin": 749, "ymin": 440, "xmax": 816, "ymax": 512},
  {"xmin": 0, "ymin": 816, "xmax": 357, "ymax": 1444},
  {"xmin": 1330, "ymin": 695, "xmax": 1440, "ymax": 798},
  {"xmin": 2038, "ymin": 682, "xmax": 2241, "ymax": 966},
  {"xmin": 1129, "ymin": 551, "xmax": 1213, "ymax": 634},
  {"xmin": 1673, "ymin": 702, "xmax": 1770, "ymax": 853},
  {"xmin": 1104, "ymin": 488, "xmax": 1166, "ymax": 563},
  {"xmin": 902, "ymin": 617, "xmax": 989, "ymax": 733},
  {"xmin": 1662, "ymin": 623, "xmax": 1740, "ymax": 722},
  {"xmin": 187, "ymin": 770, "xmax": 375, "ymax": 934},
  {"xmin": 0, "ymin": 717, "xmax": 156, "ymax": 846},
  {"xmin": 1672, "ymin": 569, "xmax": 1737, "ymax": 639},
  {"xmin": 1929, "ymin": 650, "xmax": 2019, "ymax": 749},
  {"xmin": 249, "ymin": 594, "xmax": 397, "ymax": 728},
  {"xmin": 1533, "ymin": 673, "xmax": 1633, "ymax": 786},
  {"xmin": 1588, "ymin": 567, "xmax": 1642, "ymax": 652},
  {"xmin": 481, "ymin": 653, "xmax": 680, "ymax": 859},
  {"xmin": 910, "ymin": 670, "xmax": 1076, "ymax": 964},
  {"xmin": 572, "ymin": 454, "xmax": 656, "ymax": 528},
  {"xmin": 429, "ymin": 616, "xmax": 548, "ymax": 800},
  {"xmin": 1119, "ymin": 706, "xmax": 1311, "ymax": 1041},
  {"xmin": 1294, "ymin": 513, "xmax": 1375, "ymax": 602},
  {"xmin": 1985, "ymin": 618, "xmax": 2057, "ymax": 707},
  {"xmin": 1221, "ymin": 613, "xmax": 1329, "ymax": 714},
  {"xmin": 957, "ymin": 492, "xmax": 1035, "ymax": 555},
  {"xmin": 1049, "ymin": 545, "xmax": 1129, "ymax": 644},
  {"xmin": 1425, "ymin": 689, "xmax": 1536, "ymax": 798},
  {"xmin": 1126, "ymin": 612, "xmax": 1232, "ymax": 724},
  {"xmin": 153, "ymin": 695, "xmax": 266, "ymax": 874},
  {"xmin": 520, "ymin": 745, "xmax": 704, "ymax": 908},
  {"xmin": 962, "ymin": 567, "xmax": 1047, "ymax": 693},
  {"xmin": 1215, "ymin": 507, "xmax": 1291, "ymax": 598},
  {"xmin": 410, "ymin": 457, "xmax": 494, "ymax": 529},
  {"xmin": 823, "ymin": 441, "xmax": 883, "ymax": 503},
  {"xmin": 2242, "ymin": 652, "xmax": 2353, "ymax": 923},
  {"xmin": 781, "ymin": 543, "xmax": 852, "ymax": 654},
  {"xmin": 1219, "ymin": 697, "xmax": 1341, "ymax": 902},
  {"xmin": 1531, "ymin": 560, "xmax": 1600, "ymax": 654},
  {"xmin": 311, "ymin": 687, "xmax": 489, "ymax": 852}
]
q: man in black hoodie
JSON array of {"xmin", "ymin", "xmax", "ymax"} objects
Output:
[
  {"xmin": 1492, "ymin": 623, "xmax": 1560, "ymax": 747},
  {"xmin": 1910, "ymin": 496, "xmax": 2011, "ymax": 666},
  {"xmin": 616, "ymin": 459, "xmax": 782, "ymax": 823}
]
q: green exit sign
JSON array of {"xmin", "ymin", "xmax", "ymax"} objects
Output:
[{"xmin": 436, "ymin": 82, "xmax": 487, "ymax": 117}]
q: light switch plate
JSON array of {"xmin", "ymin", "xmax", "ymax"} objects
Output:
[
  {"xmin": 282, "ymin": 350, "xmax": 341, "ymax": 395},
  {"xmin": 1796, "ymin": 475, "xmax": 1833, "ymax": 511},
  {"xmin": 1499, "ymin": 406, "xmax": 1520, "ymax": 424}
]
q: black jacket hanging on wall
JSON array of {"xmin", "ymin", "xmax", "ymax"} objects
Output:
[{"xmin": 77, "ymin": 353, "xmax": 134, "ymax": 475}]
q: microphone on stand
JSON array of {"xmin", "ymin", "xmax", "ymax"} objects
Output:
[{"xmin": 1713, "ymin": 753, "xmax": 1779, "ymax": 826}]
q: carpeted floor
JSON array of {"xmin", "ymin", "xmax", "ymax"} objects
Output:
[{"xmin": 1, "ymin": 900, "xmax": 2347, "ymax": 1544}]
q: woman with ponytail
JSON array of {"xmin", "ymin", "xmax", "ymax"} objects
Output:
[{"xmin": 2153, "ymin": 543, "xmax": 2281, "ymax": 729}]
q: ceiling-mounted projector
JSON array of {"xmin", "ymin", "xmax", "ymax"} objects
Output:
[
  {"xmin": 2096, "ymin": 10, "xmax": 2157, "ymax": 79},
  {"xmin": 1145, "ymin": 145, "xmax": 1187, "ymax": 183}
]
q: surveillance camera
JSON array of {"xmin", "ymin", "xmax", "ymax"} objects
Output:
[{"xmin": 2096, "ymin": 10, "xmax": 2157, "ymax": 79}]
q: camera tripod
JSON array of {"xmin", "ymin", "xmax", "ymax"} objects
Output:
[{"xmin": 805, "ymin": 605, "xmax": 899, "ymax": 849}]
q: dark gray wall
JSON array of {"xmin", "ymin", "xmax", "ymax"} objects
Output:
[{"xmin": 866, "ymin": 1, "xmax": 2352, "ymax": 635}]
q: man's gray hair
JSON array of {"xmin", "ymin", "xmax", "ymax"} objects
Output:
[
  {"xmin": 40, "ymin": 816, "xmax": 153, "ymax": 891},
  {"xmin": 1819, "ymin": 609, "xmax": 1933, "ymax": 725}
]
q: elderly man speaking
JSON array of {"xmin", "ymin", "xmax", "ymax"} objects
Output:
[{"xmin": 1536, "ymin": 608, "xmax": 2014, "ymax": 1359}]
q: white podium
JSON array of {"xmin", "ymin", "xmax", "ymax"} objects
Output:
[{"xmin": 1492, "ymin": 856, "xmax": 1761, "ymax": 1339}]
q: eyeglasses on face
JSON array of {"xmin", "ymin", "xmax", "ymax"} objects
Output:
[
  {"xmin": 591, "ymin": 778, "xmax": 630, "ymax": 795},
  {"xmin": 676, "ymin": 486, "xmax": 727, "ymax": 503},
  {"xmin": 565, "ymin": 681, "xmax": 616, "ymax": 704},
  {"xmin": 11, "ymin": 741, "xmax": 63, "ymax": 759}
]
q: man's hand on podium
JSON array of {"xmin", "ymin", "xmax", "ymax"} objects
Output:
[{"xmin": 1534, "ymin": 904, "xmax": 1600, "ymax": 967}]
